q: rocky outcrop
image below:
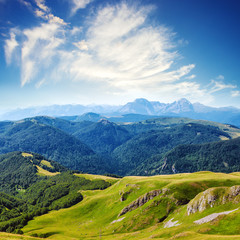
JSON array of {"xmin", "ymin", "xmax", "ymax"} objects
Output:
[
  {"xmin": 194, "ymin": 208, "xmax": 239, "ymax": 225},
  {"xmin": 187, "ymin": 185, "xmax": 240, "ymax": 215},
  {"xmin": 118, "ymin": 189, "xmax": 167, "ymax": 216}
]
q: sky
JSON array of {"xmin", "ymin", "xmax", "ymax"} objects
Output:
[{"xmin": 0, "ymin": 0, "xmax": 240, "ymax": 113}]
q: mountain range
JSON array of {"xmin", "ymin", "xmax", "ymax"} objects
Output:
[
  {"xmin": 1, "ymin": 98, "xmax": 240, "ymax": 127},
  {"xmin": 0, "ymin": 115, "xmax": 240, "ymax": 176}
]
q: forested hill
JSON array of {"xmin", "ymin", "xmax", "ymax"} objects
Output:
[
  {"xmin": 112, "ymin": 123, "xmax": 232, "ymax": 176},
  {"xmin": 0, "ymin": 116, "xmax": 240, "ymax": 176},
  {"xmin": 160, "ymin": 136, "xmax": 240, "ymax": 174},
  {"xmin": 0, "ymin": 119, "xmax": 109, "ymax": 174},
  {"xmin": 73, "ymin": 119, "xmax": 132, "ymax": 154},
  {"xmin": 0, "ymin": 151, "xmax": 66, "ymax": 195},
  {"xmin": 0, "ymin": 151, "xmax": 113, "ymax": 234}
]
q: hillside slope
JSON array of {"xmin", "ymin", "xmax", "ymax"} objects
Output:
[
  {"xmin": 112, "ymin": 123, "xmax": 231, "ymax": 175},
  {"xmin": 0, "ymin": 151, "xmax": 66, "ymax": 195},
  {"xmin": 161, "ymin": 137, "xmax": 240, "ymax": 174},
  {"xmin": 0, "ymin": 152, "xmax": 113, "ymax": 234},
  {"xmin": 73, "ymin": 119, "xmax": 132, "ymax": 154},
  {"xmin": 22, "ymin": 171, "xmax": 240, "ymax": 240},
  {"xmin": 0, "ymin": 120, "xmax": 108, "ymax": 173}
]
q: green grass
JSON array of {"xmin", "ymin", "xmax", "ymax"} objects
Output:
[
  {"xmin": 19, "ymin": 171, "xmax": 240, "ymax": 240},
  {"xmin": 0, "ymin": 232, "xmax": 40, "ymax": 240},
  {"xmin": 40, "ymin": 160, "xmax": 54, "ymax": 169}
]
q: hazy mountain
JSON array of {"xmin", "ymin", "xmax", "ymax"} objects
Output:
[
  {"xmin": 1, "ymin": 98, "xmax": 240, "ymax": 127},
  {"xmin": 166, "ymin": 98, "xmax": 194, "ymax": 113},
  {"xmin": 0, "ymin": 104, "xmax": 120, "ymax": 121},
  {"xmin": 119, "ymin": 98, "xmax": 194, "ymax": 115},
  {"xmin": 60, "ymin": 112, "xmax": 104, "ymax": 122},
  {"xmin": 119, "ymin": 98, "xmax": 156, "ymax": 115}
]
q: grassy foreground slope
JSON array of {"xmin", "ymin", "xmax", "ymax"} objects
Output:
[
  {"xmin": 0, "ymin": 232, "xmax": 40, "ymax": 240},
  {"xmin": 22, "ymin": 172, "xmax": 240, "ymax": 240}
]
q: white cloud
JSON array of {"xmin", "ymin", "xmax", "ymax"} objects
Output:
[
  {"xmin": 185, "ymin": 74, "xmax": 196, "ymax": 80},
  {"xmin": 7, "ymin": 2, "xmax": 211, "ymax": 104},
  {"xmin": 33, "ymin": 0, "xmax": 67, "ymax": 25},
  {"xmin": 216, "ymin": 74, "xmax": 224, "ymax": 80},
  {"xmin": 70, "ymin": 26, "xmax": 83, "ymax": 36},
  {"xmin": 209, "ymin": 80, "xmax": 236, "ymax": 93},
  {"xmin": 4, "ymin": 30, "xmax": 19, "ymax": 65},
  {"xmin": 73, "ymin": 40, "xmax": 88, "ymax": 50},
  {"xmin": 35, "ymin": 78, "xmax": 46, "ymax": 88},
  {"xmin": 71, "ymin": 0, "xmax": 92, "ymax": 15},
  {"xmin": 231, "ymin": 90, "xmax": 240, "ymax": 97},
  {"xmin": 21, "ymin": 23, "xmax": 64, "ymax": 86},
  {"xmin": 18, "ymin": 0, "xmax": 32, "ymax": 9},
  {"xmin": 35, "ymin": 9, "xmax": 45, "ymax": 17},
  {"xmin": 65, "ymin": 3, "xmax": 188, "ymax": 87},
  {"xmin": 35, "ymin": 0, "xmax": 49, "ymax": 12}
]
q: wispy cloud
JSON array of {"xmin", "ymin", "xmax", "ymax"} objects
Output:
[
  {"xmin": 4, "ymin": 30, "xmax": 19, "ymax": 65},
  {"xmin": 18, "ymin": 0, "xmax": 32, "ymax": 10},
  {"xmin": 33, "ymin": 0, "xmax": 67, "ymax": 25},
  {"xmin": 35, "ymin": 78, "xmax": 46, "ymax": 88},
  {"xmin": 71, "ymin": 0, "xmax": 93, "ymax": 15},
  {"xmin": 21, "ymin": 22, "xmax": 64, "ymax": 86},
  {"xmin": 185, "ymin": 74, "xmax": 196, "ymax": 80},
  {"xmin": 35, "ymin": 0, "xmax": 50, "ymax": 12},
  {"xmin": 66, "ymin": 3, "xmax": 192, "ymax": 87},
  {"xmin": 216, "ymin": 74, "xmax": 224, "ymax": 80},
  {"xmin": 231, "ymin": 90, "xmax": 240, "ymax": 97},
  {"xmin": 209, "ymin": 79, "xmax": 236, "ymax": 93},
  {"xmin": 5, "ymin": 1, "xmax": 214, "ymax": 104}
]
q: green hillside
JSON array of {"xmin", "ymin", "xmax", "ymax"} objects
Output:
[
  {"xmin": 112, "ymin": 123, "xmax": 231, "ymax": 175},
  {"xmin": 159, "ymin": 137, "xmax": 240, "ymax": 174},
  {"xmin": 0, "ymin": 152, "xmax": 66, "ymax": 195},
  {"xmin": 0, "ymin": 152, "xmax": 113, "ymax": 234},
  {"xmin": 0, "ymin": 120, "xmax": 109, "ymax": 174},
  {"xmin": 0, "ymin": 116, "xmax": 240, "ymax": 176},
  {"xmin": 21, "ymin": 171, "xmax": 240, "ymax": 240},
  {"xmin": 73, "ymin": 119, "xmax": 132, "ymax": 154},
  {"xmin": 123, "ymin": 116, "xmax": 240, "ymax": 138}
]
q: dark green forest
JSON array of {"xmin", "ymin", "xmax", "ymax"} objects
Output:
[
  {"xmin": 0, "ymin": 152, "xmax": 111, "ymax": 234},
  {"xmin": 0, "ymin": 116, "xmax": 239, "ymax": 176},
  {"xmin": 160, "ymin": 137, "xmax": 240, "ymax": 174}
]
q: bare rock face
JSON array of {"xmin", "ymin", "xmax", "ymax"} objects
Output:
[
  {"xmin": 118, "ymin": 189, "xmax": 165, "ymax": 216},
  {"xmin": 187, "ymin": 185, "xmax": 240, "ymax": 215}
]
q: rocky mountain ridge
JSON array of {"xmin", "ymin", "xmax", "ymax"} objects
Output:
[{"xmin": 1, "ymin": 98, "xmax": 240, "ymax": 127}]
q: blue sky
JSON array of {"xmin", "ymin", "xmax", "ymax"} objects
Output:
[{"xmin": 0, "ymin": 0, "xmax": 240, "ymax": 113}]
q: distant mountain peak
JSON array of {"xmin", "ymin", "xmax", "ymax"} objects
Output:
[
  {"xmin": 178, "ymin": 98, "xmax": 191, "ymax": 104},
  {"xmin": 82, "ymin": 112, "xmax": 101, "ymax": 117},
  {"xmin": 168, "ymin": 98, "xmax": 194, "ymax": 113},
  {"xmin": 98, "ymin": 118, "xmax": 112, "ymax": 125},
  {"xmin": 134, "ymin": 98, "xmax": 150, "ymax": 103}
]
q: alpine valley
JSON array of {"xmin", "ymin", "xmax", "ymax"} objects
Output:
[{"xmin": 0, "ymin": 98, "xmax": 240, "ymax": 239}]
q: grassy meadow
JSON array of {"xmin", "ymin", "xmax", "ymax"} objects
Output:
[{"xmin": 16, "ymin": 171, "xmax": 240, "ymax": 240}]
